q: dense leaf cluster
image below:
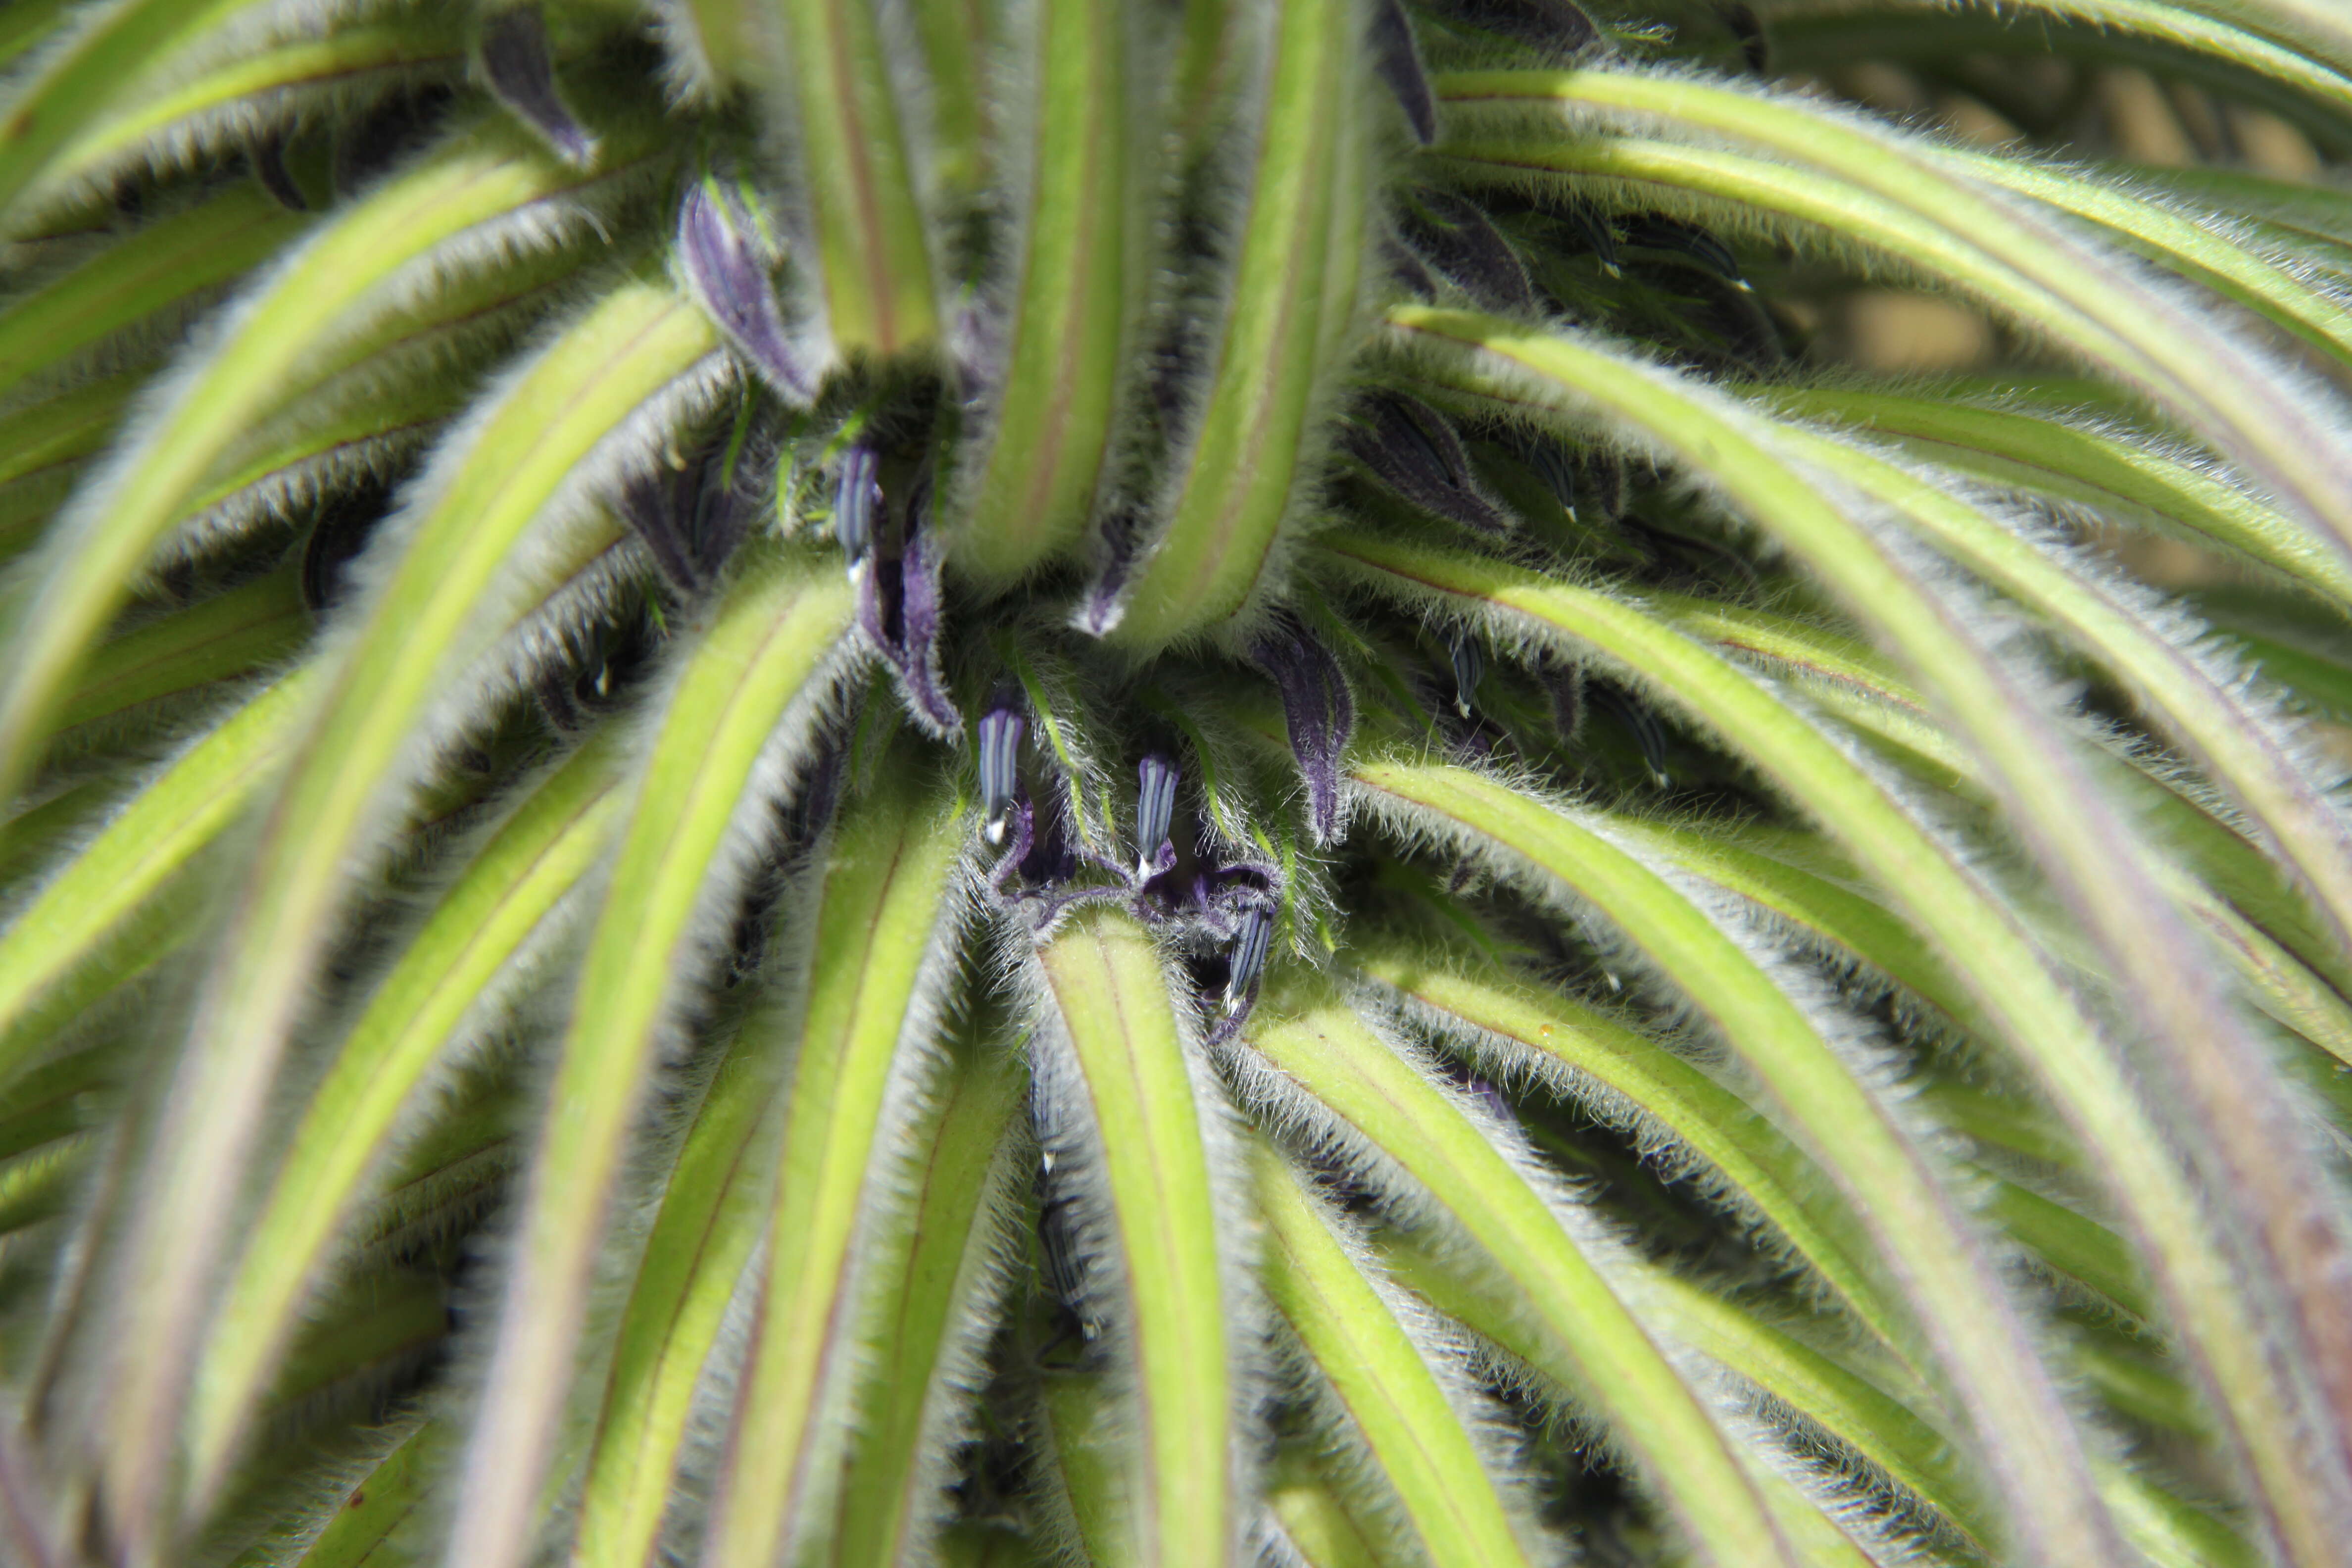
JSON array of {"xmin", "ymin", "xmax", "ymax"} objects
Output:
[{"xmin": 5, "ymin": 1, "xmax": 2352, "ymax": 1566}]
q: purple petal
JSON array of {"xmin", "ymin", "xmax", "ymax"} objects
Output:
[
  {"xmin": 888, "ymin": 518, "xmax": 960, "ymax": 736},
  {"xmin": 678, "ymin": 181, "xmax": 817, "ymax": 403},
  {"xmin": 1135, "ymin": 754, "xmax": 1179, "ymax": 879},
  {"xmin": 249, "ymin": 132, "xmax": 307, "ymax": 210},
  {"xmin": 480, "ymin": 6, "xmax": 594, "ymax": 165},
  {"xmin": 1250, "ymin": 619, "xmax": 1355, "ymax": 844},
  {"xmin": 833, "ymin": 444, "xmax": 882, "ymax": 561},
  {"xmin": 1222, "ymin": 901, "xmax": 1275, "ymax": 1014},
  {"xmin": 978, "ymin": 700, "xmax": 1027, "ymax": 843},
  {"xmin": 1403, "ymin": 190, "xmax": 1535, "ymax": 316},
  {"xmin": 1448, "ymin": 632, "xmax": 1485, "ymax": 718},
  {"xmin": 1368, "ymin": 0, "xmax": 1436, "ymax": 145}
]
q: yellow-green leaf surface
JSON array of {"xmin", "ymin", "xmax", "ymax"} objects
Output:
[
  {"xmin": 1103, "ymin": 0, "xmax": 1367, "ymax": 649},
  {"xmin": 99, "ymin": 281, "xmax": 721, "ymax": 1562},
  {"xmin": 703, "ymin": 774, "xmax": 971, "ymax": 1568},
  {"xmin": 187, "ymin": 741, "xmax": 625, "ymax": 1507},
  {"xmin": 1032, "ymin": 906, "xmax": 1234, "ymax": 1568},
  {"xmin": 1252, "ymin": 1139, "xmax": 1537, "ymax": 1568},
  {"xmin": 447, "ymin": 542, "xmax": 851, "ymax": 1568},
  {"xmin": 1244, "ymin": 987, "xmax": 1795, "ymax": 1568}
]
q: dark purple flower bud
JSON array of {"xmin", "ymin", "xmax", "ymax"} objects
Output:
[
  {"xmin": 858, "ymin": 499, "xmax": 960, "ymax": 737},
  {"xmin": 1420, "ymin": 0, "xmax": 1596, "ymax": 52},
  {"xmin": 1401, "ymin": 190, "xmax": 1535, "ymax": 316},
  {"xmin": 1224, "ymin": 903, "xmax": 1275, "ymax": 1014},
  {"xmin": 1448, "ymin": 632, "xmax": 1484, "ymax": 718},
  {"xmin": 619, "ymin": 461, "xmax": 706, "ymax": 593},
  {"xmin": 678, "ymin": 181, "xmax": 817, "ymax": 403},
  {"xmin": 1036, "ymin": 1160, "xmax": 1102, "ymax": 1341},
  {"xmin": 833, "ymin": 444, "xmax": 882, "ymax": 563},
  {"xmin": 1250, "ymin": 619, "xmax": 1354, "ymax": 844},
  {"xmin": 1368, "ymin": 0, "xmax": 1436, "ymax": 146},
  {"xmin": 480, "ymin": 5, "xmax": 594, "ymax": 165},
  {"xmin": 1135, "ymin": 754, "xmax": 1179, "ymax": 878},
  {"xmin": 1384, "ymin": 233, "xmax": 1443, "ymax": 299},
  {"xmin": 1592, "ymin": 683, "xmax": 1670, "ymax": 788},
  {"xmin": 1623, "ymin": 213, "xmax": 1747, "ymax": 288},
  {"xmin": 248, "ymin": 132, "xmax": 307, "ymax": 210},
  {"xmin": 1545, "ymin": 658, "xmax": 1585, "ymax": 740},
  {"xmin": 978, "ymin": 702, "xmax": 1026, "ymax": 844},
  {"xmin": 334, "ymin": 88, "xmax": 450, "ymax": 195},
  {"xmin": 1343, "ymin": 392, "xmax": 1512, "ymax": 537},
  {"xmin": 1719, "ymin": 1, "xmax": 1767, "ymax": 71}
]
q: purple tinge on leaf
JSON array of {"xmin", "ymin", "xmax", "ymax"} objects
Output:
[
  {"xmin": 1250, "ymin": 618, "xmax": 1355, "ymax": 844},
  {"xmin": 1341, "ymin": 392, "xmax": 1512, "ymax": 537},
  {"xmin": 977, "ymin": 699, "xmax": 1027, "ymax": 844},
  {"xmin": 857, "ymin": 497, "xmax": 961, "ymax": 738},
  {"xmin": 678, "ymin": 181, "xmax": 817, "ymax": 403},
  {"xmin": 1402, "ymin": 190, "xmax": 1536, "ymax": 316},
  {"xmin": 1135, "ymin": 754, "xmax": 1179, "ymax": 879},
  {"xmin": 1367, "ymin": 0, "xmax": 1436, "ymax": 145},
  {"xmin": 480, "ymin": 6, "xmax": 595, "ymax": 165}
]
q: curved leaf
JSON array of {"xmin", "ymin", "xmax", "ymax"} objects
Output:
[
  {"xmin": 1252, "ymin": 1137, "xmax": 1540, "ymax": 1568},
  {"xmin": 186, "ymin": 739, "xmax": 624, "ymax": 1508},
  {"xmin": 701, "ymin": 772, "xmax": 973, "ymax": 1568},
  {"xmin": 447, "ymin": 542, "xmax": 854, "ymax": 1568},
  {"xmin": 1239, "ymin": 983, "xmax": 1798, "ymax": 1568},
  {"xmin": 1096, "ymin": 0, "xmax": 1370, "ymax": 650},
  {"xmin": 1028, "ymin": 905, "xmax": 1240, "ymax": 1568}
]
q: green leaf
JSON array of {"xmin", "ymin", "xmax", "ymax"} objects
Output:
[
  {"xmin": 1251, "ymin": 1137, "xmax": 1540, "ymax": 1568},
  {"xmin": 185, "ymin": 740, "xmax": 625, "ymax": 1510},
  {"xmin": 1352, "ymin": 316, "xmax": 2352, "ymax": 1568},
  {"xmin": 1242, "ymin": 984, "xmax": 1798, "ymax": 1568},
  {"xmin": 0, "ymin": 118, "xmax": 661, "ymax": 797},
  {"xmin": 1099, "ymin": 0, "xmax": 1370, "ymax": 650},
  {"xmin": 1383, "ymin": 1232, "xmax": 1968, "ymax": 1565},
  {"xmin": 0, "ymin": 668, "xmax": 312, "ymax": 1076},
  {"xmin": 824, "ymin": 1027, "xmax": 1025, "ymax": 1568},
  {"xmin": 1350, "ymin": 939, "xmax": 1906, "ymax": 1362},
  {"xmin": 701, "ymin": 772, "xmax": 973, "ymax": 1568},
  {"xmin": 50, "ymin": 561, "xmax": 306, "ymax": 739},
  {"xmin": 1435, "ymin": 70, "xmax": 2352, "ymax": 557},
  {"xmin": 755, "ymin": 0, "xmax": 938, "ymax": 357},
  {"xmin": 1337, "ymin": 749, "xmax": 2126, "ymax": 1567},
  {"xmin": 951, "ymin": 0, "xmax": 1144, "ymax": 584},
  {"xmin": 48, "ymin": 18, "xmax": 469, "ymax": 194},
  {"xmin": 97, "ymin": 280, "xmax": 722, "ymax": 1563},
  {"xmin": 0, "ymin": 184, "xmax": 302, "ymax": 405},
  {"xmin": 446, "ymin": 542, "xmax": 853, "ymax": 1568},
  {"xmin": 0, "ymin": 0, "xmax": 270, "ymax": 229},
  {"xmin": 1029, "ymin": 906, "xmax": 1238, "ymax": 1568},
  {"xmin": 1752, "ymin": 384, "xmax": 2352, "ymax": 606}
]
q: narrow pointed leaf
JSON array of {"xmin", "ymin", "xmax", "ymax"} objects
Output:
[
  {"xmin": 447, "ymin": 543, "xmax": 853, "ymax": 1568},
  {"xmin": 1100, "ymin": 0, "xmax": 1368, "ymax": 648},
  {"xmin": 187, "ymin": 741, "xmax": 625, "ymax": 1508},
  {"xmin": 1436, "ymin": 71, "xmax": 2352, "ymax": 559},
  {"xmin": 0, "ymin": 120, "xmax": 664, "ymax": 796},
  {"xmin": 100, "ymin": 282, "xmax": 722, "ymax": 1561},
  {"xmin": 753, "ymin": 0, "xmax": 937, "ymax": 356},
  {"xmin": 1241, "ymin": 986, "xmax": 1796, "ymax": 1568},
  {"xmin": 0, "ymin": 670, "xmax": 312, "ymax": 1071},
  {"xmin": 954, "ymin": 0, "xmax": 1143, "ymax": 583},
  {"xmin": 1333, "ymin": 308, "xmax": 2352, "ymax": 1561},
  {"xmin": 702, "ymin": 774, "xmax": 972, "ymax": 1568},
  {"xmin": 51, "ymin": 564, "xmax": 306, "ymax": 739},
  {"xmin": 1252, "ymin": 1139, "xmax": 1539, "ymax": 1568},
  {"xmin": 1029, "ymin": 906, "xmax": 1238, "ymax": 1568},
  {"xmin": 824, "ymin": 1033, "xmax": 1025, "ymax": 1568}
]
